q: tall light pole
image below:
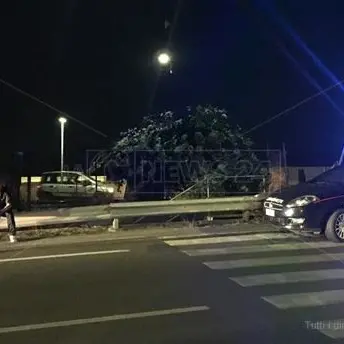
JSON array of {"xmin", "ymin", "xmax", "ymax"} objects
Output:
[{"xmin": 58, "ymin": 116, "xmax": 67, "ymax": 172}]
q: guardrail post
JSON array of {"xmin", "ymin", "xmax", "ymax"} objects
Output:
[
  {"xmin": 112, "ymin": 218, "xmax": 119, "ymax": 230},
  {"xmin": 205, "ymin": 177, "xmax": 212, "ymax": 222}
]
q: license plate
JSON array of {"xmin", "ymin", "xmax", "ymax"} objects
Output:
[{"xmin": 265, "ymin": 208, "xmax": 275, "ymax": 217}]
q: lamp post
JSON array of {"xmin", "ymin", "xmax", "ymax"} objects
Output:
[{"xmin": 58, "ymin": 116, "xmax": 67, "ymax": 172}]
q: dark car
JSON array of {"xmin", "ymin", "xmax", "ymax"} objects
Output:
[{"xmin": 264, "ymin": 166, "xmax": 344, "ymax": 242}]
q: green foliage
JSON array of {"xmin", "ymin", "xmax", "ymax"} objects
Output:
[
  {"xmin": 114, "ymin": 105, "xmax": 253, "ymax": 150},
  {"xmin": 112, "ymin": 105, "xmax": 259, "ymax": 198}
]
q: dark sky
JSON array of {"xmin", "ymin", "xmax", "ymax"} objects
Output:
[{"xmin": 1, "ymin": 0, "xmax": 344, "ymax": 174}]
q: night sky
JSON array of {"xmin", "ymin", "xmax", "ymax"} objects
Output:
[{"xmin": 1, "ymin": 1, "xmax": 344, "ymax": 174}]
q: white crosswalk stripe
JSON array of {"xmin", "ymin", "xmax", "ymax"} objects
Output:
[
  {"xmin": 163, "ymin": 232, "xmax": 344, "ymax": 339},
  {"xmin": 232, "ymin": 269, "xmax": 344, "ymax": 286},
  {"xmin": 262, "ymin": 289, "xmax": 344, "ymax": 309},
  {"xmin": 313, "ymin": 320, "xmax": 344, "ymax": 339},
  {"xmin": 182, "ymin": 241, "xmax": 343, "ymax": 256},
  {"xmin": 163, "ymin": 232, "xmax": 294, "ymax": 246},
  {"xmin": 204, "ymin": 253, "xmax": 344, "ymax": 270}
]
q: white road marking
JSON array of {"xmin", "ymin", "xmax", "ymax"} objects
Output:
[
  {"xmin": 230, "ymin": 269, "xmax": 344, "ymax": 287},
  {"xmin": 204, "ymin": 252, "xmax": 344, "ymax": 270},
  {"xmin": 0, "ymin": 306, "xmax": 210, "ymax": 334},
  {"xmin": 313, "ymin": 319, "xmax": 344, "ymax": 339},
  {"xmin": 159, "ymin": 233, "xmax": 218, "ymax": 240},
  {"xmin": 0, "ymin": 249, "xmax": 130, "ymax": 263},
  {"xmin": 182, "ymin": 241, "xmax": 343, "ymax": 256},
  {"xmin": 164, "ymin": 231, "xmax": 344, "ymax": 341},
  {"xmin": 262, "ymin": 289, "xmax": 344, "ymax": 309},
  {"xmin": 163, "ymin": 232, "xmax": 293, "ymax": 247}
]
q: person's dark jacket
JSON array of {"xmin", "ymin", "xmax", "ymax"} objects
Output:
[{"xmin": 0, "ymin": 185, "xmax": 12, "ymax": 217}]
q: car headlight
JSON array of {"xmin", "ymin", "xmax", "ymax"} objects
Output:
[{"xmin": 286, "ymin": 195, "xmax": 319, "ymax": 208}]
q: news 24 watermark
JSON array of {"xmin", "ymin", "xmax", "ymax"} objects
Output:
[{"xmin": 305, "ymin": 320, "xmax": 344, "ymax": 331}]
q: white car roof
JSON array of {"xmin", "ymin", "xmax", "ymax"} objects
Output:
[{"xmin": 42, "ymin": 171, "xmax": 86, "ymax": 176}]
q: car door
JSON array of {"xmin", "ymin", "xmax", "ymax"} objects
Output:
[
  {"xmin": 56, "ymin": 172, "xmax": 77, "ymax": 199},
  {"xmin": 40, "ymin": 173, "xmax": 59, "ymax": 198},
  {"xmin": 75, "ymin": 174, "xmax": 96, "ymax": 198}
]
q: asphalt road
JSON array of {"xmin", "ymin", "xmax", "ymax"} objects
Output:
[{"xmin": 0, "ymin": 231, "xmax": 343, "ymax": 343}]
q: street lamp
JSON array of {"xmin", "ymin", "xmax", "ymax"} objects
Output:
[
  {"xmin": 157, "ymin": 52, "xmax": 171, "ymax": 65},
  {"xmin": 58, "ymin": 116, "xmax": 67, "ymax": 172},
  {"xmin": 155, "ymin": 50, "xmax": 173, "ymax": 74}
]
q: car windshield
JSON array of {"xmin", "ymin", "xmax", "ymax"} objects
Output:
[{"xmin": 309, "ymin": 166, "xmax": 344, "ymax": 184}]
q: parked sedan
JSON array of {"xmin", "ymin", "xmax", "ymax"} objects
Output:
[
  {"xmin": 264, "ymin": 166, "xmax": 344, "ymax": 242},
  {"xmin": 37, "ymin": 171, "xmax": 115, "ymax": 202}
]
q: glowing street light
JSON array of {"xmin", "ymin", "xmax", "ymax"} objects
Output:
[
  {"xmin": 58, "ymin": 116, "xmax": 67, "ymax": 172},
  {"xmin": 58, "ymin": 116, "xmax": 67, "ymax": 125},
  {"xmin": 157, "ymin": 52, "xmax": 171, "ymax": 65}
]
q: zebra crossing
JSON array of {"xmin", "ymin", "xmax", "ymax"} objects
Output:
[{"xmin": 162, "ymin": 231, "xmax": 344, "ymax": 340}]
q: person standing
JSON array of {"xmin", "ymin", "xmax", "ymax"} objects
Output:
[{"xmin": 0, "ymin": 184, "xmax": 17, "ymax": 242}]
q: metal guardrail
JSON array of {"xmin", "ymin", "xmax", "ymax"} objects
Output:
[
  {"xmin": 108, "ymin": 196, "xmax": 261, "ymax": 229},
  {"xmin": 7, "ymin": 196, "xmax": 262, "ymax": 231},
  {"xmin": 2, "ymin": 204, "xmax": 111, "ymax": 231},
  {"xmin": 16, "ymin": 204, "xmax": 109, "ymax": 218}
]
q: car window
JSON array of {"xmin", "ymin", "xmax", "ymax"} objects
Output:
[
  {"xmin": 56, "ymin": 173, "xmax": 75, "ymax": 184},
  {"xmin": 41, "ymin": 174, "xmax": 58, "ymax": 183},
  {"xmin": 310, "ymin": 167, "xmax": 344, "ymax": 184},
  {"xmin": 76, "ymin": 174, "xmax": 93, "ymax": 185}
]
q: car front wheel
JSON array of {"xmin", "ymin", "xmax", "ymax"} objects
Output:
[{"xmin": 325, "ymin": 209, "xmax": 344, "ymax": 242}]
